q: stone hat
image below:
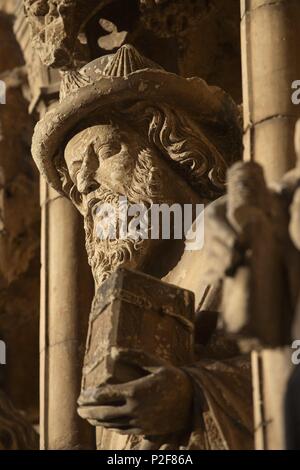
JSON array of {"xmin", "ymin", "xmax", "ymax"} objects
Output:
[{"xmin": 31, "ymin": 44, "xmax": 241, "ymax": 194}]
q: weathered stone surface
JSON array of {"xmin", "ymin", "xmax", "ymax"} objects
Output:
[
  {"xmin": 241, "ymin": 0, "xmax": 300, "ymax": 183},
  {"xmin": 80, "ymin": 268, "xmax": 194, "ymax": 392},
  {"xmin": 23, "ymin": 0, "xmax": 114, "ymax": 68}
]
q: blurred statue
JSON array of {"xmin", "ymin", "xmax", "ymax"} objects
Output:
[{"xmin": 204, "ymin": 120, "xmax": 300, "ymax": 350}]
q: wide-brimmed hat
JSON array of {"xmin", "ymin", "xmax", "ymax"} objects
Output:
[{"xmin": 31, "ymin": 44, "xmax": 241, "ymax": 194}]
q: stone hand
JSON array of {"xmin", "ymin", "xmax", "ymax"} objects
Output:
[
  {"xmin": 204, "ymin": 190, "xmax": 283, "ymax": 285},
  {"xmin": 204, "ymin": 163, "xmax": 300, "ymax": 347},
  {"xmin": 78, "ymin": 349, "xmax": 193, "ymax": 436},
  {"xmin": 204, "ymin": 196, "xmax": 242, "ymax": 284}
]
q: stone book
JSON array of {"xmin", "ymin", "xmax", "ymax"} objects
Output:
[{"xmin": 80, "ymin": 268, "xmax": 195, "ymax": 398}]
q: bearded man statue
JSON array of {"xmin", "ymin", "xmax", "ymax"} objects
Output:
[{"xmin": 31, "ymin": 44, "xmax": 253, "ymax": 450}]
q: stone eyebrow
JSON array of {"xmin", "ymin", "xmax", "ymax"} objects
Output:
[
  {"xmin": 93, "ymin": 141, "xmax": 111, "ymax": 150},
  {"xmin": 69, "ymin": 158, "xmax": 82, "ymax": 166},
  {"xmin": 93, "ymin": 140, "xmax": 121, "ymax": 153}
]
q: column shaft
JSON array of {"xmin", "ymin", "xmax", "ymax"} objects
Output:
[
  {"xmin": 40, "ymin": 181, "xmax": 95, "ymax": 449},
  {"xmin": 241, "ymin": 0, "xmax": 300, "ymax": 449}
]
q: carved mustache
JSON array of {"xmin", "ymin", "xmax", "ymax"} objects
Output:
[
  {"xmin": 86, "ymin": 190, "xmax": 121, "ymax": 219},
  {"xmin": 87, "ymin": 197, "xmax": 101, "ymax": 216},
  {"xmin": 85, "ymin": 186, "xmax": 114, "ymax": 211}
]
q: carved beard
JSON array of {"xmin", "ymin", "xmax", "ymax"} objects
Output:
[{"xmin": 83, "ymin": 149, "xmax": 163, "ymax": 287}]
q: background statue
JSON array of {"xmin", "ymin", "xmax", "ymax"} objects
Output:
[
  {"xmin": 204, "ymin": 119, "xmax": 300, "ymax": 449},
  {"xmin": 31, "ymin": 44, "xmax": 253, "ymax": 450},
  {"xmin": 204, "ymin": 121, "xmax": 300, "ymax": 350}
]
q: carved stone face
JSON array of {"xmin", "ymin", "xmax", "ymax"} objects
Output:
[
  {"xmin": 64, "ymin": 123, "xmax": 167, "ymax": 286},
  {"xmin": 62, "ymin": 114, "xmax": 209, "ymax": 286},
  {"xmin": 64, "ymin": 124, "xmax": 143, "ymax": 203}
]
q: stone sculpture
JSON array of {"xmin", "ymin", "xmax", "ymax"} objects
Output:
[
  {"xmin": 23, "ymin": 0, "xmax": 110, "ymax": 67},
  {"xmin": 31, "ymin": 44, "xmax": 253, "ymax": 450},
  {"xmin": 203, "ymin": 119, "xmax": 300, "ymax": 450},
  {"xmin": 204, "ymin": 120, "xmax": 300, "ymax": 350}
]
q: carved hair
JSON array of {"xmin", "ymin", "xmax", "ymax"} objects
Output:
[
  {"xmin": 55, "ymin": 101, "xmax": 232, "ymax": 203},
  {"xmin": 124, "ymin": 102, "xmax": 229, "ymax": 199}
]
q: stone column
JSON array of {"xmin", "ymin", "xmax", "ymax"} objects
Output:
[
  {"xmin": 36, "ymin": 89, "xmax": 95, "ymax": 452},
  {"xmin": 40, "ymin": 182, "xmax": 95, "ymax": 450},
  {"xmin": 240, "ymin": 0, "xmax": 300, "ymax": 449}
]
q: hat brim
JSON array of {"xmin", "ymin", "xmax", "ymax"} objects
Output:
[{"xmin": 32, "ymin": 68, "xmax": 240, "ymax": 193}]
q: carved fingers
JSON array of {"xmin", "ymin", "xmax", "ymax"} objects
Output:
[
  {"xmin": 204, "ymin": 197, "xmax": 242, "ymax": 283},
  {"xmin": 78, "ymin": 350, "xmax": 193, "ymax": 436},
  {"xmin": 78, "ymin": 401, "xmax": 137, "ymax": 433}
]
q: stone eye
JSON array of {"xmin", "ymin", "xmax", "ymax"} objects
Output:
[{"xmin": 97, "ymin": 143, "xmax": 122, "ymax": 161}]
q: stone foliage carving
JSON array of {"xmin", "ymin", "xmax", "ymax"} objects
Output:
[{"xmin": 23, "ymin": 0, "xmax": 113, "ymax": 67}]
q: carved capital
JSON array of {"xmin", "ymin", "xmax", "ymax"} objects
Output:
[{"xmin": 23, "ymin": 0, "xmax": 113, "ymax": 68}]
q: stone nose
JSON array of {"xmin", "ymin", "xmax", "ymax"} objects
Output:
[
  {"xmin": 77, "ymin": 148, "xmax": 100, "ymax": 194},
  {"xmin": 77, "ymin": 165, "xmax": 99, "ymax": 194}
]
